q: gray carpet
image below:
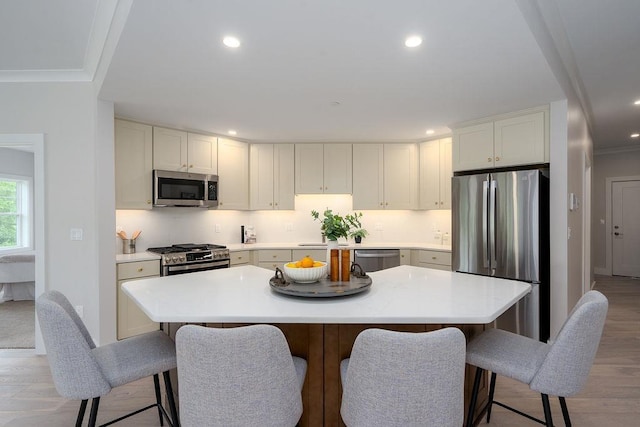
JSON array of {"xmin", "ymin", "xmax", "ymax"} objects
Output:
[{"xmin": 0, "ymin": 300, "xmax": 35, "ymax": 349}]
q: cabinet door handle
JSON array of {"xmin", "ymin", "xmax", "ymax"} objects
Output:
[
  {"xmin": 385, "ymin": 202, "xmax": 389, "ymax": 206},
  {"xmin": 189, "ymin": 164, "xmax": 194, "ymax": 168},
  {"xmin": 146, "ymin": 200, "xmax": 151, "ymax": 204},
  {"xmin": 325, "ymin": 186, "xmax": 328, "ymax": 190},
  {"xmin": 432, "ymin": 257, "xmax": 437, "ymax": 260},
  {"xmin": 488, "ymin": 157, "xmax": 492, "ymax": 162},
  {"xmin": 495, "ymin": 156, "xmax": 500, "ymax": 161},
  {"xmin": 182, "ymin": 164, "xmax": 187, "ymax": 167},
  {"xmin": 137, "ymin": 267, "xmax": 144, "ymax": 272}
]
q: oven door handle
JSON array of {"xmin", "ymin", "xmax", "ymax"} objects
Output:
[{"xmin": 166, "ymin": 260, "xmax": 229, "ymax": 273}]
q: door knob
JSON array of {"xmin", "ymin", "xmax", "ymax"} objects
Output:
[
  {"xmin": 614, "ymin": 225, "xmax": 619, "ymax": 229},
  {"xmin": 614, "ymin": 232, "xmax": 623, "ymax": 236}
]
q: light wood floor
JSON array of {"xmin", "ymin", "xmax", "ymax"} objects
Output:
[{"xmin": 1, "ymin": 275, "xmax": 638, "ymax": 426}]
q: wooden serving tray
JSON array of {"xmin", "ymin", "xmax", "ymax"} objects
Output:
[{"xmin": 269, "ymin": 268, "xmax": 372, "ymax": 298}]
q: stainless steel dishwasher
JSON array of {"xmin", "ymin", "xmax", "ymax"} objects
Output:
[{"xmin": 353, "ymin": 249, "xmax": 400, "ymax": 272}]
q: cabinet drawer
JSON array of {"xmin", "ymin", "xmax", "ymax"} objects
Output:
[
  {"xmin": 230, "ymin": 251, "xmax": 252, "ymax": 266},
  {"xmin": 258, "ymin": 261, "xmax": 286, "ymax": 271},
  {"xmin": 117, "ymin": 260, "xmax": 160, "ymax": 280},
  {"xmin": 292, "ymin": 249, "xmax": 326, "ymax": 262},
  {"xmin": 258, "ymin": 250, "xmax": 291, "ymax": 262},
  {"xmin": 417, "ymin": 250, "xmax": 451, "ymax": 266}
]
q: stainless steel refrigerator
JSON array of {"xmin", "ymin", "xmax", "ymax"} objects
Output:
[{"xmin": 452, "ymin": 169, "xmax": 549, "ymax": 342}]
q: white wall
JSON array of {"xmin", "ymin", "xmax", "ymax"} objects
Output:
[
  {"xmin": 592, "ymin": 149, "xmax": 640, "ymax": 273},
  {"xmin": 548, "ymin": 98, "xmax": 593, "ymax": 338},
  {"xmin": 116, "ymin": 194, "xmax": 452, "ymax": 253},
  {"xmin": 0, "ymin": 82, "xmax": 116, "ymax": 346}
]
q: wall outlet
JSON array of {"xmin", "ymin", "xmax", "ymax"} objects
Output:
[
  {"xmin": 215, "ymin": 224, "xmax": 221, "ymax": 233},
  {"xmin": 74, "ymin": 305, "xmax": 84, "ymax": 318},
  {"xmin": 70, "ymin": 228, "xmax": 83, "ymax": 241}
]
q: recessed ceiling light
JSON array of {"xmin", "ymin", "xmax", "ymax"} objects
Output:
[
  {"xmin": 426, "ymin": 129, "xmax": 435, "ymax": 135},
  {"xmin": 631, "ymin": 133, "xmax": 639, "ymax": 138},
  {"xmin": 404, "ymin": 36, "xmax": 422, "ymax": 48},
  {"xmin": 634, "ymin": 100, "xmax": 640, "ymax": 105},
  {"xmin": 223, "ymin": 36, "xmax": 240, "ymax": 48},
  {"xmin": 228, "ymin": 130, "xmax": 237, "ymax": 136}
]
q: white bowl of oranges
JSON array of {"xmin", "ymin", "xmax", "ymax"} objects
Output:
[{"xmin": 284, "ymin": 256, "xmax": 327, "ymax": 283}]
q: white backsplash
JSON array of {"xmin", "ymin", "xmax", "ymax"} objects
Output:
[{"xmin": 116, "ymin": 194, "xmax": 451, "ymax": 253}]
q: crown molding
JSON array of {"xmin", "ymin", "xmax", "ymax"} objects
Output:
[{"xmin": 594, "ymin": 145, "xmax": 640, "ymax": 156}]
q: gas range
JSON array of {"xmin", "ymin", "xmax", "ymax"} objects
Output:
[{"xmin": 147, "ymin": 243, "xmax": 230, "ymax": 276}]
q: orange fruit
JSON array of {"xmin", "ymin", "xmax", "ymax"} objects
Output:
[
  {"xmin": 295, "ymin": 261, "xmax": 302, "ymax": 268},
  {"xmin": 300, "ymin": 256, "xmax": 314, "ymax": 268},
  {"xmin": 313, "ymin": 261, "xmax": 323, "ymax": 267}
]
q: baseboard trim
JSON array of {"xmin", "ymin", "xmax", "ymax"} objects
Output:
[{"xmin": 594, "ymin": 267, "xmax": 609, "ymax": 276}]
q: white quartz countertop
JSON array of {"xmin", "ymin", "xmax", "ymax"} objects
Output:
[
  {"xmin": 116, "ymin": 252, "xmax": 161, "ymax": 263},
  {"xmin": 226, "ymin": 242, "xmax": 451, "ymax": 252},
  {"xmin": 122, "ymin": 265, "xmax": 529, "ymax": 324}
]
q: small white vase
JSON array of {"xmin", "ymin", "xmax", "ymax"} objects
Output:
[{"xmin": 326, "ymin": 240, "xmax": 339, "ymax": 278}]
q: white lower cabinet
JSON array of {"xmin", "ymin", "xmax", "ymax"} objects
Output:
[
  {"xmin": 258, "ymin": 249, "xmax": 292, "ymax": 271},
  {"xmin": 400, "ymin": 249, "xmax": 411, "ymax": 265},
  {"xmin": 117, "ymin": 260, "xmax": 160, "ymax": 340},
  {"xmin": 257, "ymin": 249, "xmax": 327, "ymax": 271},
  {"xmin": 292, "ymin": 249, "xmax": 327, "ymax": 263},
  {"xmin": 230, "ymin": 250, "xmax": 253, "ymax": 266},
  {"xmin": 411, "ymin": 250, "xmax": 452, "ymax": 271}
]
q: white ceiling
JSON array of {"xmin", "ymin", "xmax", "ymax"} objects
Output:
[{"xmin": 1, "ymin": 0, "xmax": 639, "ymax": 151}]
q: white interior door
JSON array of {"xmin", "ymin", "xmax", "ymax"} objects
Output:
[{"xmin": 612, "ymin": 180, "xmax": 640, "ymax": 277}]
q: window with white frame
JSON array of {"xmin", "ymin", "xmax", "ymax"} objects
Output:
[{"xmin": 0, "ymin": 175, "xmax": 32, "ymax": 251}]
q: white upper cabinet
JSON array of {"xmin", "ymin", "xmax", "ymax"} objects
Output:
[
  {"xmin": 187, "ymin": 132, "xmax": 218, "ymax": 174},
  {"xmin": 323, "ymin": 144, "xmax": 353, "ymax": 194},
  {"xmin": 295, "ymin": 144, "xmax": 352, "ymax": 194},
  {"xmin": 353, "ymin": 143, "xmax": 418, "ymax": 210},
  {"xmin": 452, "ymin": 122, "xmax": 494, "ymax": 171},
  {"xmin": 250, "ymin": 143, "xmax": 294, "ymax": 210},
  {"xmin": 218, "ymin": 138, "xmax": 249, "ymax": 210},
  {"xmin": 453, "ymin": 109, "xmax": 548, "ymax": 172},
  {"xmin": 383, "ymin": 143, "xmax": 419, "ymax": 209},
  {"xmin": 352, "ymin": 144, "xmax": 384, "ymax": 209},
  {"xmin": 153, "ymin": 127, "xmax": 217, "ymax": 174},
  {"xmin": 494, "ymin": 111, "xmax": 545, "ymax": 167},
  {"xmin": 115, "ymin": 120, "xmax": 153, "ymax": 210},
  {"xmin": 419, "ymin": 137, "xmax": 452, "ymax": 210}
]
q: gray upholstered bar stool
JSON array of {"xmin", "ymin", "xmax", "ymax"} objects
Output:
[
  {"xmin": 340, "ymin": 327, "xmax": 466, "ymax": 427},
  {"xmin": 36, "ymin": 290, "xmax": 179, "ymax": 427},
  {"xmin": 465, "ymin": 290, "xmax": 608, "ymax": 427},
  {"xmin": 175, "ymin": 324, "xmax": 307, "ymax": 427}
]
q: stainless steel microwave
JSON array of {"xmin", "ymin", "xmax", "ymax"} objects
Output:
[{"xmin": 153, "ymin": 170, "xmax": 218, "ymax": 208}]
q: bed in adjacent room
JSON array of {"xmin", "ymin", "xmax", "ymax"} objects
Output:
[{"xmin": 0, "ymin": 253, "xmax": 35, "ymax": 303}]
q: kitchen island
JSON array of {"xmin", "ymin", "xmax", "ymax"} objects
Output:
[{"xmin": 123, "ymin": 265, "xmax": 530, "ymax": 426}]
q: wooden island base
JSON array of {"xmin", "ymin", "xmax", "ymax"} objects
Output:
[{"xmin": 191, "ymin": 322, "xmax": 489, "ymax": 427}]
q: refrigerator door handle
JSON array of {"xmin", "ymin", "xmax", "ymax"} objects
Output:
[
  {"xmin": 489, "ymin": 179, "xmax": 497, "ymax": 273},
  {"xmin": 482, "ymin": 180, "xmax": 489, "ymax": 268}
]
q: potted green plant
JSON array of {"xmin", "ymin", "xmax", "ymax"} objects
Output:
[
  {"xmin": 350, "ymin": 228, "xmax": 368, "ymax": 244},
  {"xmin": 344, "ymin": 211, "xmax": 368, "ymax": 243},
  {"xmin": 311, "ymin": 209, "xmax": 350, "ymax": 241}
]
